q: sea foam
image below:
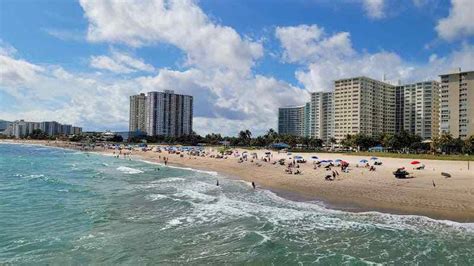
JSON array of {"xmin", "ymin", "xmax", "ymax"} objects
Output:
[{"xmin": 116, "ymin": 166, "xmax": 144, "ymax": 174}]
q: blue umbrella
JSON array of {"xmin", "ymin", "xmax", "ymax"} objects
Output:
[
  {"xmin": 294, "ymin": 155, "xmax": 303, "ymax": 159},
  {"xmin": 371, "ymin": 157, "xmax": 379, "ymax": 160},
  {"xmin": 311, "ymin": 156, "xmax": 319, "ymax": 160},
  {"xmin": 327, "ymin": 160, "xmax": 333, "ymax": 162},
  {"xmin": 335, "ymin": 159, "xmax": 342, "ymax": 162},
  {"xmin": 360, "ymin": 159, "xmax": 368, "ymax": 163}
]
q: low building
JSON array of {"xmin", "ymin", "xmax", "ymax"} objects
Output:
[{"xmin": 3, "ymin": 120, "xmax": 82, "ymax": 138}]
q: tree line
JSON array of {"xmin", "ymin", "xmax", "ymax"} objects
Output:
[
  {"xmin": 130, "ymin": 129, "xmax": 474, "ymax": 155},
  {"xmin": 4, "ymin": 127, "xmax": 471, "ymax": 155}
]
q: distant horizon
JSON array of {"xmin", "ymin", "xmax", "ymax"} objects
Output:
[{"xmin": 1, "ymin": 0, "xmax": 473, "ymax": 135}]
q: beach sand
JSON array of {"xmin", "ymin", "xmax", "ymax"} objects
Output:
[{"xmin": 4, "ymin": 140, "xmax": 474, "ymax": 222}]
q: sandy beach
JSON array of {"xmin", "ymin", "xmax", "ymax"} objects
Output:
[{"xmin": 4, "ymin": 139, "xmax": 474, "ymax": 222}]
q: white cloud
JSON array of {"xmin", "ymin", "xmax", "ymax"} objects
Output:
[
  {"xmin": 75, "ymin": 0, "xmax": 299, "ymax": 135},
  {"xmin": 44, "ymin": 28, "xmax": 84, "ymax": 42},
  {"xmin": 0, "ymin": 54, "xmax": 44, "ymax": 89},
  {"xmin": 362, "ymin": 0, "xmax": 386, "ymax": 19},
  {"xmin": 0, "ymin": 40, "xmax": 17, "ymax": 56},
  {"xmin": 276, "ymin": 24, "xmax": 474, "ymax": 91},
  {"xmin": 0, "ymin": 42, "xmax": 304, "ymax": 135},
  {"xmin": 79, "ymin": 0, "xmax": 263, "ymax": 75},
  {"xmin": 90, "ymin": 49, "xmax": 155, "ymax": 73},
  {"xmin": 436, "ymin": 0, "xmax": 474, "ymax": 41},
  {"xmin": 275, "ymin": 25, "xmax": 353, "ymax": 64}
]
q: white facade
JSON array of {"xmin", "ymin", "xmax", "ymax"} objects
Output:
[
  {"xmin": 439, "ymin": 69, "xmax": 474, "ymax": 139},
  {"xmin": 398, "ymin": 81, "xmax": 440, "ymax": 139},
  {"xmin": 129, "ymin": 93, "xmax": 147, "ymax": 133},
  {"xmin": 310, "ymin": 92, "xmax": 334, "ymax": 143},
  {"xmin": 145, "ymin": 90, "xmax": 193, "ymax": 137},
  {"xmin": 334, "ymin": 77, "xmax": 395, "ymax": 141}
]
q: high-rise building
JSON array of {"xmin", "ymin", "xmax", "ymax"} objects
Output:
[
  {"xmin": 145, "ymin": 90, "xmax": 193, "ymax": 137},
  {"xmin": 396, "ymin": 81, "xmax": 440, "ymax": 139},
  {"xmin": 309, "ymin": 92, "xmax": 334, "ymax": 143},
  {"xmin": 334, "ymin": 76, "xmax": 396, "ymax": 141},
  {"xmin": 129, "ymin": 93, "xmax": 147, "ymax": 133},
  {"xmin": 395, "ymin": 85, "xmax": 405, "ymax": 134},
  {"xmin": 439, "ymin": 69, "xmax": 474, "ymax": 139},
  {"xmin": 278, "ymin": 105, "xmax": 309, "ymax": 136}
]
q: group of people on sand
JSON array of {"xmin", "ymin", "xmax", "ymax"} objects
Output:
[{"xmin": 112, "ymin": 150, "xmax": 132, "ymax": 160}]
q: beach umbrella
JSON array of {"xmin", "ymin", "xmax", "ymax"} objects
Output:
[
  {"xmin": 294, "ymin": 155, "xmax": 303, "ymax": 159},
  {"xmin": 410, "ymin": 161, "xmax": 420, "ymax": 165},
  {"xmin": 327, "ymin": 160, "xmax": 333, "ymax": 162},
  {"xmin": 370, "ymin": 157, "xmax": 378, "ymax": 160},
  {"xmin": 335, "ymin": 159, "xmax": 342, "ymax": 162},
  {"xmin": 360, "ymin": 159, "xmax": 368, "ymax": 163},
  {"xmin": 310, "ymin": 156, "xmax": 319, "ymax": 160}
]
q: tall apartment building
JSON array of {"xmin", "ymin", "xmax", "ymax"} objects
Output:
[
  {"xmin": 334, "ymin": 77, "xmax": 396, "ymax": 141},
  {"xmin": 129, "ymin": 93, "xmax": 147, "ymax": 133},
  {"xmin": 145, "ymin": 90, "xmax": 193, "ymax": 137},
  {"xmin": 439, "ymin": 69, "xmax": 474, "ymax": 139},
  {"xmin": 395, "ymin": 81, "xmax": 440, "ymax": 139},
  {"xmin": 309, "ymin": 92, "xmax": 334, "ymax": 143},
  {"xmin": 278, "ymin": 105, "xmax": 308, "ymax": 136}
]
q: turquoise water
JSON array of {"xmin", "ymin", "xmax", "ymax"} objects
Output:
[{"xmin": 1, "ymin": 144, "xmax": 473, "ymax": 264}]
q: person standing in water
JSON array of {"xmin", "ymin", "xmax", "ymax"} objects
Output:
[{"xmin": 252, "ymin": 181, "xmax": 256, "ymax": 189}]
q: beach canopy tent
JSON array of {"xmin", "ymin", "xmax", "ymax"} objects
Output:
[
  {"xmin": 270, "ymin": 143, "xmax": 290, "ymax": 149},
  {"xmin": 360, "ymin": 159, "xmax": 368, "ymax": 163},
  {"xmin": 410, "ymin": 161, "xmax": 421, "ymax": 165},
  {"xmin": 368, "ymin": 146, "xmax": 384, "ymax": 152}
]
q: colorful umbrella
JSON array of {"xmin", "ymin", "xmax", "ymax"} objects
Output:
[
  {"xmin": 360, "ymin": 159, "xmax": 368, "ymax": 163},
  {"xmin": 371, "ymin": 157, "xmax": 378, "ymax": 160},
  {"xmin": 410, "ymin": 161, "xmax": 420, "ymax": 165},
  {"xmin": 335, "ymin": 159, "xmax": 342, "ymax": 162}
]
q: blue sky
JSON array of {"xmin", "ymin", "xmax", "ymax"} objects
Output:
[{"xmin": 0, "ymin": 0, "xmax": 473, "ymax": 135}]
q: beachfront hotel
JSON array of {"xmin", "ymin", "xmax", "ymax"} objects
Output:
[
  {"xmin": 2, "ymin": 120, "xmax": 82, "ymax": 138},
  {"xmin": 129, "ymin": 93, "xmax": 147, "ymax": 133},
  {"xmin": 309, "ymin": 92, "xmax": 334, "ymax": 143},
  {"xmin": 333, "ymin": 77, "xmax": 396, "ymax": 141},
  {"xmin": 439, "ymin": 69, "xmax": 474, "ymax": 139},
  {"xmin": 142, "ymin": 90, "xmax": 193, "ymax": 137},
  {"xmin": 395, "ymin": 81, "xmax": 440, "ymax": 139}
]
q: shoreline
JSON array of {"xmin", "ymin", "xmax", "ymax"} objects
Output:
[{"xmin": 2, "ymin": 140, "xmax": 474, "ymax": 222}]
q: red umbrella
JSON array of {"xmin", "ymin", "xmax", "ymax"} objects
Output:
[{"xmin": 410, "ymin": 161, "xmax": 420, "ymax": 165}]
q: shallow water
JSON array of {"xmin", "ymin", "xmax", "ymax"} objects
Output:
[{"xmin": 1, "ymin": 143, "xmax": 473, "ymax": 264}]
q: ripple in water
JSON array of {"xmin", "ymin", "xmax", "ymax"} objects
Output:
[{"xmin": 0, "ymin": 143, "xmax": 473, "ymax": 265}]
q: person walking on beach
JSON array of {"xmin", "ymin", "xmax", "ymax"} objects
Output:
[{"xmin": 252, "ymin": 181, "xmax": 256, "ymax": 189}]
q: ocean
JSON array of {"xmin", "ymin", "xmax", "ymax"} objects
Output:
[{"xmin": 1, "ymin": 143, "xmax": 473, "ymax": 264}]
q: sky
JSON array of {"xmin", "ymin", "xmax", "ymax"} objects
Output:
[{"xmin": 0, "ymin": 0, "xmax": 473, "ymax": 136}]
